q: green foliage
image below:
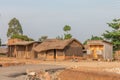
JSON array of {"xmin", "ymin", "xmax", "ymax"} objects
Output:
[
  {"xmin": 63, "ymin": 25, "xmax": 71, "ymax": 32},
  {"xmin": 11, "ymin": 34, "xmax": 34, "ymax": 41},
  {"xmin": 91, "ymin": 35, "xmax": 103, "ymax": 40},
  {"xmin": 7, "ymin": 18, "xmax": 23, "ymax": 38},
  {"xmin": 64, "ymin": 34, "xmax": 72, "ymax": 39},
  {"xmin": 6, "ymin": 17, "xmax": 34, "ymax": 41},
  {"xmin": 103, "ymin": 18, "xmax": 120, "ymax": 50},
  {"xmin": 83, "ymin": 35, "xmax": 103, "ymax": 45},
  {"xmin": 38, "ymin": 36, "xmax": 48, "ymax": 42},
  {"xmin": 63, "ymin": 25, "xmax": 72, "ymax": 39},
  {"xmin": 107, "ymin": 19, "xmax": 120, "ymax": 30}
]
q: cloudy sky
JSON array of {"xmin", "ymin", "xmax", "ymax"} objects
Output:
[{"xmin": 0, "ymin": 0, "xmax": 120, "ymax": 43}]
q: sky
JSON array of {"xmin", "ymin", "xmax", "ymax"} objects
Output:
[{"xmin": 0, "ymin": 0, "xmax": 120, "ymax": 43}]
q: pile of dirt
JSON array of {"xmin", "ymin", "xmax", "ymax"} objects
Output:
[{"xmin": 58, "ymin": 69, "xmax": 120, "ymax": 80}]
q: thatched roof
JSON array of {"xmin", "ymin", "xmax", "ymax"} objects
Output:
[
  {"xmin": 0, "ymin": 48, "xmax": 8, "ymax": 54},
  {"xmin": 34, "ymin": 38, "xmax": 83, "ymax": 52},
  {"xmin": 87, "ymin": 40, "xmax": 112, "ymax": 45},
  {"xmin": 9, "ymin": 41, "xmax": 40, "ymax": 46}
]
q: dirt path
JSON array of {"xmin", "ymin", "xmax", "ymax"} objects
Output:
[
  {"xmin": 0, "ymin": 64, "xmax": 65, "ymax": 80},
  {"xmin": 1, "ymin": 58, "xmax": 120, "ymax": 80}
]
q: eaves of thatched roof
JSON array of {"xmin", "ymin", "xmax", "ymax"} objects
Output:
[
  {"xmin": 9, "ymin": 41, "xmax": 40, "ymax": 46},
  {"xmin": 34, "ymin": 38, "xmax": 83, "ymax": 52}
]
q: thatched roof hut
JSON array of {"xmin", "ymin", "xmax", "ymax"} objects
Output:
[
  {"xmin": 34, "ymin": 38, "xmax": 84, "ymax": 60},
  {"xmin": 8, "ymin": 41, "xmax": 40, "ymax": 59}
]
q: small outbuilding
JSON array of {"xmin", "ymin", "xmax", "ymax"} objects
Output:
[
  {"xmin": 86, "ymin": 40, "xmax": 113, "ymax": 60},
  {"xmin": 34, "ymin": 38, "xmax": 84, "ymax": 60},
  {"xmin": 0, "ymin": 48, "xmax": 8, "ymax": 56},
  {"xmin": 8, "ymin": 41, "xmax": 40, "ymax": 59}
]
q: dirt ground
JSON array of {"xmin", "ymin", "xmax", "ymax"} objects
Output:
[
  {"xmin": 57, "ymin": 61, "xmax": 120, "ymax": 80},
  {"xmin": 59, "ymin": 69, "xmax": 120, "ymax": 80},
  {"xmin": 0, "ymin": 57, "xmax": 120, "ymax": 80}
]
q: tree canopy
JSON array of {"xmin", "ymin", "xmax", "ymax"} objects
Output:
[
  {"xmin": 11, "ymin": 34, "xmax": 34, "ymax": 41},
  {"xmin": 63, "ymin": 25, "xmax": 71, "ymax": 32},
  {"xmin": 6, "ymin": 17, "xmax": 34, "ymax": 41},
  {"xmin": 90, "ymin": 35, "xmax": 103, "ymax": 40},
  {"xmin": 63, "ymin": 25, "xmax": 72, "ymax": 39},
  {"xmin": 103, "ymin": 18, "xmax": 120, "ymax": 50},
  {"xmin": 64, "ymin": 33, "xmax": 72, "ymax": 39},
  {"xmin": 7, "ymin": 18, "xmax": 23, "ymax": 38}
]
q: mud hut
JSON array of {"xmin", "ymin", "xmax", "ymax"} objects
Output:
[
  {"xmin": 0, "ymin": 48, "xmax": 8, "ymax": 56},
  {"xmin": 8, "ymin": 41, "xmax": 40, "ymax": 59},
  {"xmin": 34, "ymin": 38, "xmax": 84, "ymax": 60},
  {"xmin": 86, "ymin": 40, "xmax": 113, "ymax": 60}
]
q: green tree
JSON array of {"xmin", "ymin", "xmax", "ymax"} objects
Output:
[
  {"xmin": 64, "ymin": 34, "xmax": 72, "ymax": 39},
  {"xmin": 63, "ymin": 25, "xmax": 72, "ymax": 39},
  {"xmin": 11, "ymin": 34, "xmax": 34, "ymax": 41},
  {"xmin": 83, "ymin": 35, "xmax": 103, "ymax": 45},
  {"xmin": 103, "ymin": 18, "xmax": 120, "ymax": 50},
  {"xmin": 7, "ymin": 18, "xmax": 23, "ymax": 38},
  {"xmin": 91, "ymin": 35, "xmax": 103, "ymax": 40},
  {"xmin": 63, "ymin": 25, "xmax": 71, "ymax": 33},
  {"xmin": 38, "ymin": 36, "xmax": 48, "ymax": 42}
]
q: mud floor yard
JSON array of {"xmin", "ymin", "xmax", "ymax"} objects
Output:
[{"xmin": 0, "ymin": 57, "xmax": 120, "ymax": 80}]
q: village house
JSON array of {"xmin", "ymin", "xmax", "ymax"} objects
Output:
[
  {"xmin": 86, "ymin": 40, "xmax": 113, "ymax": 60},
  {"xmin": 8, "ymin": 39, "xmax": 40, "ymax": 59},
  {"xmin": 0, "ymin": 47, "xmax": 8, "ymax": 56},
  {"xmin": 34, "ymin": 38, "xmax": 84, "ymax": 60}
]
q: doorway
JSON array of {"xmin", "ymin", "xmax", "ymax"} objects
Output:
[{"xmin": 54, "ymin": 49, "xmax": 56, "ymax": 60}]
